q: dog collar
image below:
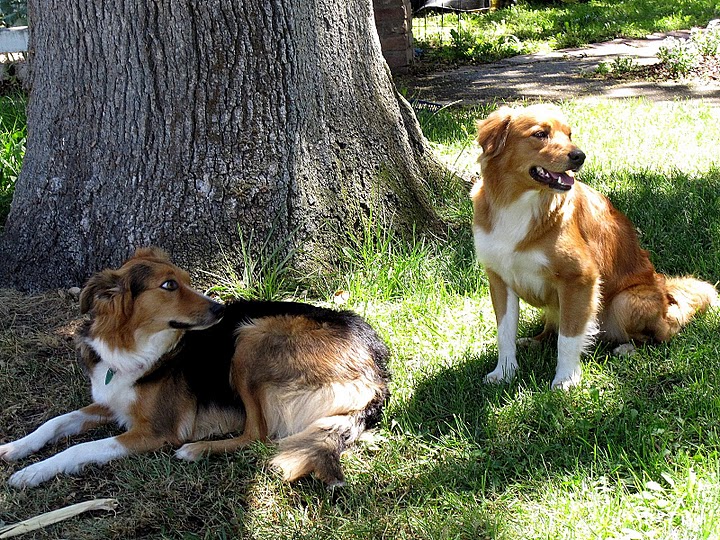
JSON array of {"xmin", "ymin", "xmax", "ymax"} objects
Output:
[{"xmin": 105, "ymin": 368, "xmax": 115, "ymax": 385}]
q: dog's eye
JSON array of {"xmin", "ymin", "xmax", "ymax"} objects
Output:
[
  {"xmin": 533, "ymin": 130, "xmax": 548, "ymax": 139},
  {"xmin": 160, "ymin": 280, "xmax": 179, "ymax": 291}
]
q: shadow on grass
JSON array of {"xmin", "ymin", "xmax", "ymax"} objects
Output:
[
  {"xmin": 592, "ymin": 167, "xmax": 720, "ymax": 280},
  {"xmin": 378, "ymin": 166, "xmax": 720, "ymax": 536},
  {"xmin": 391, "ymin": 306, "xmax": 719, "ymax": 530}
]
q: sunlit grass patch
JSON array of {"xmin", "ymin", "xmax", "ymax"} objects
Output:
[{"xmin": 413, "ymin": 0, "xmax": 720, "ymax": 66}]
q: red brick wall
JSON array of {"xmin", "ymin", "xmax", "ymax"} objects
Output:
[{"xmin": 373, "ymin": 0, "xmax": 413, "ymax": 72}]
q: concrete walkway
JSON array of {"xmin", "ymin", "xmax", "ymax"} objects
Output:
[{"xmin": 403, "ymin": 30, "xmax": 720, "ymax": 105}]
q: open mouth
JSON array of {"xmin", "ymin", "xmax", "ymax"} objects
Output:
[{"xmin": 529, "ymin": 166, "xmax": 576, "ymax": 191}]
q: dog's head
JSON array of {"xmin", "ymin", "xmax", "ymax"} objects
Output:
[
  {"xmin": 80, "ymin": 247, "xmax": 225, "ymax": 340},
  {"xmin": 476, "ymin": 104, "xmax": 585, "ymax": 193}
]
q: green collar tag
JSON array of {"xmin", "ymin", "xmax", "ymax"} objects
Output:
[{"xmin": 105, "ymin": 368, "xmax": 115, "ymax": 385}]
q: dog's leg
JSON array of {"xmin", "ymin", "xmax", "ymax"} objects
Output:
[
  {"xmin": 0, "ymin": 403, "xmax": 113, "ymax": 462},
  {"xmin": 175, "ymin": 385, "xmax": 267, "ymax": 460},
  {"xmin": 485, "ymin": 270, "xmax": 520, "ymax": 384},
  {"xmin": 7, "ymin": 427, "xmax": 165, "ymax": 488},
  {"xmin": 517, "ymin": 319, "xmax": 557, "ymax": 348},
  {"xmin": 553, "ymin": 279, "xmax": 600, "ymax": 390}
]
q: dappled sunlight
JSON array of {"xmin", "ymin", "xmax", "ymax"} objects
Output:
[
  {"xmin": 516, "ymin": 463, "xmax": 720, "ymax": 539},
  {"xmin": 393, "ymin": 307, "xmax": 720, "ymax": 534}
]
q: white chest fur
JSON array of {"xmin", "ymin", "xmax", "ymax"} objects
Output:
[
  {"xmin": 473, "ymin": 192, "xmax": 549, "ymax": 299},
  {"xmin": 85, "ymin": 330, "xmax": 179, "ymax": 428},
  {"xmin": 89, "ymin": 364, "xmax": 138, "ymax": 428}
]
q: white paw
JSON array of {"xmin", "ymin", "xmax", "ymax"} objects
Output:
[
  {"xmin": 8, "ymin": 463, "xmax": 55, "ymax": 488},
  {"xmin": 175, "ymin": 443, "xmax": 202, "ymax": 462},
  {"xmin": 484, "ymin": 366, "xmax": 516, "ymax": 384},
  {"xmin": 0, "ymin": 441, "xmax": 31, "ymax": 462},
  {"xmin": 551, "ymin": 369, "xmax": 581, "ymax": 390},
  {"xmin": 612, "ymin": 343, "xmax": 636, "ymax": 356}
]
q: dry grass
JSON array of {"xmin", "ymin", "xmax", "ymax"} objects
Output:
[{"xmin": 0, "ymin": 289, "xmax": 84, "ymax": 434}]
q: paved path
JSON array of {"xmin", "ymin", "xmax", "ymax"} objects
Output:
[{"xmin": 403, "ymin": 30, "xmax": 720, "ymax": 105}]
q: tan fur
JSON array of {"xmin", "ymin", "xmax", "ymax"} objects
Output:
[
  {"xmin": 472, "ymin": 104, "xmax": 717, "ymax": 387},
  {"xmin": 2, "ymin": 248, "xmax": 388, "ymax": 487},
  {"xmin": 179, "ymin": 315, "xmax": 388, "ymax": 485}
]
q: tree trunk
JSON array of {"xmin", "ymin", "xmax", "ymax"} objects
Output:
[{"xmin": 0, "ymin": 0, "xmax": 442, "ymax": 291}]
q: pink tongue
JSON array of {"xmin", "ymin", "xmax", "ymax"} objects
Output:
[{"xmin": 548, "ymin": 170, "xmax": 575, "ymax": 186}]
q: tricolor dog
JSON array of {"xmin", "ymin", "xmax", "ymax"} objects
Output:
[{"xmin": 0, "ymin": 247, "xmax": 390, "ymax": 487}]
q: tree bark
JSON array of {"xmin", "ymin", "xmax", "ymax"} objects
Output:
[{"xmin": 0, "ymin": 0, "xmax": 442, "ymax": 291}]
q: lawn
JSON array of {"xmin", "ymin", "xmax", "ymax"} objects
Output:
[
  {"xmin": 1, "ymin": 96, "xmax": 720, "ymax": 538},
  {"xmin": 413, "ymin": 0, "xmax": 720, "ymax": 65},
  {"xmin": 2, "ymin": 1, "xmax": 720, "ymax": 534}
]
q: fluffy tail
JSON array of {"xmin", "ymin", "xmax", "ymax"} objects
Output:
[
  {"xmin": 269, "ymin": 414, "xmax": 365, "ymax": 487},
  {"xmin": 664, "ymin": 276, "xmax": 718, "ymax": 333}
]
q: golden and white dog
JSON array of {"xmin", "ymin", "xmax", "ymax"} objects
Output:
[
  {"xmin": 471, "ymin": 104, "xmax": 716, "ymax": 389},
  {"xmin": 0, "ymin": 248, "xmax": 390, "ymax": 487}
]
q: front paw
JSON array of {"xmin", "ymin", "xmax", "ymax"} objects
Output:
[
  {"xmin": 175, "ymin": 442, "xmax": 205, "ymax": 461},
  {"xmin": 8, "ymin": 463, "xmax": 55, "ymax": 488},
  {"xmin": 0, "ymin": 441, "xmax": 30, "ymax": 462},
  {"xmin": 551, "ymin": 369, "xmax": 581, "ymax": 390}
]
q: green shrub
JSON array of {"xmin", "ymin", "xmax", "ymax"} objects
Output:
[
  {"xmin": 691, "ymin": 22, "xmax": 720, "ymax": 56},
  {"xmin": 0, "ymin": 0, "xmax": 26, "ymax": 27},
  {"xmin": 0, "ymin": 95, "xmax": 25, "ymax": 224}
]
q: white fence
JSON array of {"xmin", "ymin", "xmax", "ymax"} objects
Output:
[{"xmin": 0, "ymin": 26, "xmax": 27, "ymax": 53}]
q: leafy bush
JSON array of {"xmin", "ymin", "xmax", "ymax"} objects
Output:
[
  {"xmin": 594, "ymin": 56, "xmax": 638, "ymax": 76},
  {"xmin": 0, "ymin": 95, "xmax": 25, "ymax": 225},
  {"xmin": 0, "ymin": 0, "xmax": 26, "ymax": 27},
  {"xmin": 691, "ymin": 21, "xmax": 720, "ymax": 56},
  {"xmin": 657, "ymin": 36, "xmax": 699, "ymax": 76}
]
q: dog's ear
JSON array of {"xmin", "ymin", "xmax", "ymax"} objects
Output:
[
  {"xmin": 79, "ymin": 269, "xmax": 123, "ymax": 314},
  {"xmin": 130, "ymin": 246, "xmax": 170, "ymax": 264},
  {"xmin": 476, "ymin": 107, "xmax": 514, "ymax": 158}
]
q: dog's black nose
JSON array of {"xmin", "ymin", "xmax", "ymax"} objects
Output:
[
  {"xmin": 210, "ymin": 301, "xmax": 226, "ymax": 319},
  {"xmin": 568, "ymin": 149, "xmax": 586, "ymax": 168}
]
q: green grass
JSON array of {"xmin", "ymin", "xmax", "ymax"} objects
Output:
[
  {"xmin": 2, "ymin": 97, "xmax": 720, "ymax": 538},
  {"xmin": 413, "ymin": 0, "xmax": 720, "ymax": 65},
  {"xmin": 0, "ymin": 93, "xmax": 25, "ymax": 225}
]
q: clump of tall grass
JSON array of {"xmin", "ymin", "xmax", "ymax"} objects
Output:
[{"xmin": 0, "ymin": 94, "xmax": 26, "ymax": 225}]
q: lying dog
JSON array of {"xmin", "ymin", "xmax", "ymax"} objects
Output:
[
  {"xmin": 0, "ymin": 247, "xmax": 390, "ymax": 488},
  {"xmin": 471, "ymin": 104, "xmax": 716, "ymax": 389}
]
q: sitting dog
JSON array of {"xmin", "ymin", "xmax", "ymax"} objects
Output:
[
  {"xmin": 0, "ymin": 247, "xmax": 390, "ymax": 487},
  {"xmin": 471, "ymin": 104, "xmax": 717, "ymax": 389}
]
